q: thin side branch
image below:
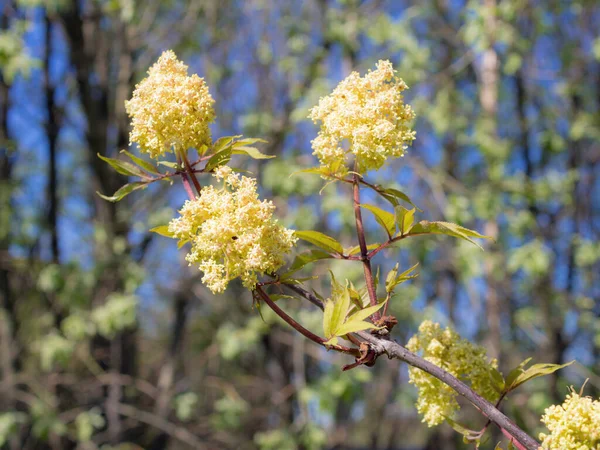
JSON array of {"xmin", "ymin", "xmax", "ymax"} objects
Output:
[
  {"xmin": 352, "ymin": 173, "xmax": 381, "ymax": 322},
  {"xmin": 286, "ymin": 283, "xmax": 539, "ymax": 450},
  {"xmin": 356, "ymin": 332, "xmax": 540, "ymax": 450}
]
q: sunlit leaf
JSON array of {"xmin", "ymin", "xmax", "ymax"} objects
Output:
[
  {"xmin": 286, "ymin": 250, "xmax": 332, "ymax": 274},
  {"xmin": 507, "ymin": 360, "xmax": 574, "ymax": 391},
  {"xmin": 205, "ymin": 147, "xmax": 232, "ymax": 171},
  {"xmin": 98, "ymin": 153, "xmax": 150, "ymax": 178},
  {"xmin": 408, "ymin": 220, "xmax": 491, "ymax": 249},
  {"xmin": 97, "ymin": 182, "xmax": 148, "ymax": 202},
  {"xmin": 232, "ymin": 146, "xmax": 275, "ymax": 159},
  {"xmin": 361, "ymin": 204, "xmax": 395, "ymax": 237},
  {"xmin": 149, "ymin": 225, "xmax": 174, "ymax": 238},
  {"xmin": 120, "ymin": 149, "xmax": 160, "ymax": 174},
  {"xmin": 294, "ymin": 230, "xmax": 344, "ymax": 254},
  {"xmin": 395, "ymin": 206, "xmax": 415, "ymax": 235}
]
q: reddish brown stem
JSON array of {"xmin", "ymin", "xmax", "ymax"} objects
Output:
[
  {"xmin": 181, "ymin": 152, "xmax": 202, "ymax": 195},
  {"xmin": 352, "ymin": 173, "xmax": 381, "ymax": 322},
  {"xmin": 256, "ymin": 286, "xmax": 359, "ymax": 356},
  {"xmin": 180, "ymin": 173, "xmax": 196, "ymax": 200}
]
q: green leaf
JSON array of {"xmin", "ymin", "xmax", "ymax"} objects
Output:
[
  {"xmin": 335, "ymin": 320, "xmax": 379, "ymax": 336},
  {"xmin": 361, "ymin": 204, "xmax": 395, "ymax": 237},
  {"xmin": 346, "ymin": 301, "xmax": 386, "ymax": 323},
  {"xmin": 232, "ymin": 146, "xmax": 275, "ymax": 159},
  {"xmin": 329, "ymin": 286, "xmax": 350, "ymax": 337},
  {"xmin": 444, "ymin": 416, "xmax": 477, "ymax": 437},
  {"xmin": 490, "ymin": 367, "xmax": 506, "ymax": 393},
  {"xmin": 345, "ymin": 242, "xmax": 380, "ymax": 256},
  {"xmin": 369, "ymin": 186, "xmax": 420, "ymax": 210},
  {"xmin": 149, "ymin": 225, "xmax": 174, "ymax": 238},
  {"xmin": 286, "ymin": 250, "xmax": 332, "ymax": 273},
  {"xmin": 408, "ymin": 220, "xmax": 491, "ymax": 249},
  {"xmin": 120, "ymin": 150, "xmax": 160, "ymax": 174},
  {"xmin": 205, "ymin": 147, "xmax": 232, "ymax": 172},
  {"xmin": 385, "ymin": 262, "xmax": 419, "ymax": 293},
  {"xmin": 157, "ymin": 161, "xmax": 179, "ymax": 169},
  {"xmin": 323, "ymin": 299, "xmax": 335, "ymax": 339},
  {"xmin": 290, "ymin": 167, "xmax": 330, "ymax": 177},
  {"xmin": 395, "ymin": 206, "xmax": 415, "ymax": 235},
  {"xmin": 177, "ymin": 239, "xmax": 188, "ymax": 249},
  {"xmin": 97, "ymin": 153, "xmax": 150, "ymax": 178},
  {"xmin": 213, "ymin": 135, "xmax": 241, "ymax": 153},
  {"xmin": 294, "ymin": 230, "xmax": 344, "ymax": 254},
  {"xmin": 507, "ymin": 361, "xmax": 574, "ymax": 391},
  {"xmin": 505, "ymin": 358, "xmax": 532, "ymax": 388},
  {"xmin": 97, "ymin": 182, "xmax": 148, "ymax": 202},
  {"xmin": 233, "ymin": 137, "xmax": 268, "ymax": 146}
]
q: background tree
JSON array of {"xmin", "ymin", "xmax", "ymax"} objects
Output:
[{"xmin": 0, "ymin": 1, "xmax": 598, "ymax": 449}]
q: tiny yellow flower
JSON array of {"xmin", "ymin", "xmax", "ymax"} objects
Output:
[
  {"xmin": 539, "ymin": 388, "xmax": 600, "ymax": 450},
  {"xmin": 168, "ymin": 167, "xmax": 297, "ymax": 293},
  {"xmin": 125, "ymin": 50, "xmax": 215, "ymax": 159},
  {"xmin": 406, "ymin": 320, "xmax": 499, "ymax": 426},
  {"xmin": 308, "ymin": 60, "xmax": 416, "ymax": 175}
]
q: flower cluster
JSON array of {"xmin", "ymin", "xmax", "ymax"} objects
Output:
[
  {"xmin": 406, "ymin": 320, "xmax": 499, "ymax": 426},
  {"xmin": 168, "ymin": 166, "xmax": 297, "ymax": 293},
  {"xmin": 125, "ymin": 50, "xmax": 215, "ymax": 159},
  {"xmin": 539, "ymin": 389, "xmax": 600, "ymax": 450},
  {"xmin": 308, "ymin": 60, "xmax": 416, "ymax": 175}
]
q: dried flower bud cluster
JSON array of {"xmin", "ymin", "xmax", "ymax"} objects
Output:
[
  {"xmin": 308, "ymin": 60, "xmax": 416, "ymax": 175},
  {"xmin": 406, "ymin": 320, "xmax": 499, "ymax": 426},
  {"xmin": 539, "ymin": 389, "xmax": 600, "ymax": 450},
  {"xmin": 168, "ymin": 166, "xmax": 297, "ymax": 293},
  {"xmin": 125, "ymin": 50, "xmax": 215, "ymax": 159}
]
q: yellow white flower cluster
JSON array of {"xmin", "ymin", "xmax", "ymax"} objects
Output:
[
  {"xmin": 308, "ymin": 60, "xmax": 416, "ymax": 175},
  {"xmin": 168, "ymin": 166, "xmax": 297, "ymax": 293},
  {"xmin": 406, "ymin": 320, "xmax": 499, "ymax": 426},
  {"xmin": 125, "ymin": 50, "xmax": 215, "ymax": 159},
  {"xmin": 539, "ymin": 389, "xmax": 600, "ymax": 450}
]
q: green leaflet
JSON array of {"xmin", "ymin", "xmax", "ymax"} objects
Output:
[
  {"xmin": 97, "ymin": 182, "xmax": 148, "ymax": 202},
  {"xmin": 408, "ymin": 220, "xmax": 492, "ymax": 249},
  {"xmin": 294, "ymin": 230, "xmax": 344, "ymax": 254},
  {"xmin": 361, "ymin": 204, "xmax": 395, "ymax": 237}
]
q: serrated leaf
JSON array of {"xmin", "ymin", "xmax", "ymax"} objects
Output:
[
  {"xmin": 286, "ymin": 250, "xmax": 332, "ymax": 273},
  {"xmin": 329, "ymin": 286, "xmax": 350, "ymax": 336},
  {"xmin": 205, "ymin": 147, "xmax": 232, "ymax": 172},
  {"xmin": 386, "ymin": 262, "xmax": 419, "ymax": 293},
  {"xmin": 505, "ymin": 358, "xmax": 532, "ymax": 387},
  {"xmin": 395, "ymin": 206, "xmax": 415, "ymax": 235},
  {"xmin": 157, "ymin": 161, "xmax": 179, "ymax": 169},
  {"xmin": 408, "ymin": 220, "xmax": 491, "ymax": 249},
  {"xmin": 120, "ymin": 150, "xmax": 160, "ymax": 174},
  {"xmin": 508, "ymin": 361, "xmax": 574, "ymax": 391},
  {"xmin": 370, "ymin": 186, "xmax": 419, "ymax": 210},
  {"xmin": 445, "ymin": 416, "xmax": 477, "ymax": 437},
  {"xmin": 97, "ymin": 182, "xmax": 147, "ymax": 202},
  {"xmin": 490, "ymin": 367, "xmax": 506, "ymax": 393},
  {"xmin": 290, "ymin": 167, "xmax": 329, "ymax": 177},
  {"xmin": 323, "ymin": 299, "xmax": 335, "ymax": 338},
  {"xmin": 213, "ymin": 135, "xmax": 241, "ymax": 153},
  {"xmin": 98, "ymin": 153, "xmax": 150, "ymax": 178},
  {"xmin": 345, "ymin": 243, "xmax": 380, "ymax": 256},
  {"xmin": 346, "ymin": 300, "xmax": 386, "ymax": 323},
  {"xmin": 361, "ymin": 204, "xmax": 395, "ymax": 237},
  {"xmin": 294, "ymin": 230, "xmax": 344, "ymax": 254},
  {"xmin": 149, "ymin": 225, "xmax": 174, "ymax": 238},
  {"xmin": 335, "ymin": 320, "xmax": 380, "ymax": 336},
  {"xmin": 233, "ymin": 137, "xmax": 268, "ymax": 146},
  {"xmin": 232, "ymin": 146, "xmax": 274, "ymax": 159}
]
